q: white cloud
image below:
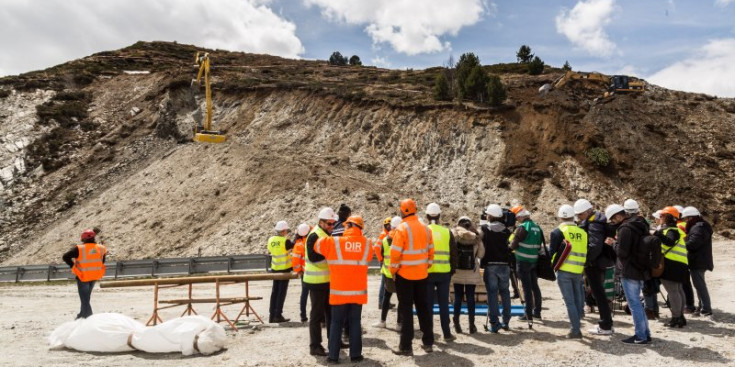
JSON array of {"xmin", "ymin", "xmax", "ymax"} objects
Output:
[
  {"xmin": 371, "ymin": 56, "xmax": 391, "ymax": 68},
  {"xmin": 647, "ymin": 39, "xmax": 735, "ymax": 97},
  {"xmin": 617, "ymin": 65, "xmax": 639, "ymax": 77},
  {"xmin": 303, "ymin": 0, "xmax": 487, "ymax": 55},
  {"xmin": 555, "ymin": 0, "xmax": 618, "ymax": 57},
  {"xmin": 715, "ymin": 0, "xmax": 734, "ymax": 7},
  {"xmin": 0, "ymin": 0, "xmax": 304, "ymax": 76}
]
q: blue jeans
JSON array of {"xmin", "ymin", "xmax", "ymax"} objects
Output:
[
  {"xmin": 621, "ymin": 278, "xmax": 650, "ymax": 341},
  {"xmin": 76, "ymin": 278, "xmax": 95, "ymax": 319},
  {"xmin": 453, "ymin": 284, "xmax": 476, "ymax": 323},
  {"xmin": 556, "ymin": 271, "xmax": 585, "ymax": 334},
  {"xmin": 643, "ymin": 278, "xmax": 659, "ymax": 314},
  {"xmin": 516, "ymin": 261, "xmax": 542, "ymax": 318},
  {"xmin": 329, "ymin": 304, "xmax": 362, "ymax": 361},
  {"xmin": 484, "ymin": 265, "xmax": 511, "ymax": 325},
  {"xmin": 300, "ymin": 279, "xmax": 310, "ymax": 320},
  {"xmin": 427, "ymin": 272, "xmax": 452, "ymax": 337}
]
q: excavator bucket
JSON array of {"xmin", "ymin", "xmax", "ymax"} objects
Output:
[{"xmin": 194, "ymin": 131, "xmax": 227, "ymax": 143}]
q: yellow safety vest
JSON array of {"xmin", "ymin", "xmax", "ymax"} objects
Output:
[
  {"xmin": 304, "ymin": 226, "xmax": 330, "ymax": 284},
  {"xmin": 557, "ymin": 224, "xmax": 587, "ymax": 274},
  {"xmin": 382, "ymin": 237, "xmax": 392, "ymax": 279},
  {"xmin": 267, "ymin": 235, "xmax": 292, "ymax": 271},
  {"xmin": 428, "ymin": 223, "xmax": 451, "ymax": 273},
  {"xmin": 662, "ymin": 227, "xmax": 688, "ymax": 265}
]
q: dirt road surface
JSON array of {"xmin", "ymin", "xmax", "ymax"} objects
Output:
[{"xmin": 1, "ymin": 240, "xmax": 734, "ymax": 367}]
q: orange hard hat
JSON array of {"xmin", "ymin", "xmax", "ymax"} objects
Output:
[
  {"xmin": 660, "ymin": 206, "xmax": 680, "ymax": 219},
  {"xmin": 345, "ymin": 215, "xmax": 364, "ymax": 229},
  {"xmin": 510, "ymin": 206, "xmax": 524, "ymax": 215},
  {"xmin": 383, "ymin": 217, "xmax": 392, "ymax": 225},
  {"xmin": 400, "ymin": 199, "xmax": 417, "ymax": 216}
]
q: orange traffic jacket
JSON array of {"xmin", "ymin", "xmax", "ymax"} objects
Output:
[
  {"xmin": 390, "ymin": 215, "xmax": 434, "ymax": 280},
  {"xmin": 72, "ymin": 243, "xmax": 107, "ymax": 282},
  {"xmin": 292, "ymin": 237, "xmax": 306, "ymax": 273},
  {"xmin": 315, "ymin": 227, "xmax": 374, "ymax": 305},
  {"xmin": 374, "ymin": 228, "xmax": 390, "ymax": 262}
]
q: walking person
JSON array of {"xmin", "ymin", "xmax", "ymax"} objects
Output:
[
  {"xmin": 452, "ymin": 216, "xmax": 484, "ymax": 334},
  {"xmin": 267, "ymin": 220, "xmax": 294, "ymax": 323},
  {"xmin": 574, "ymin": 199, "xmax": 615, "ymax": 335},
  {"xmin": 373, "ymin": 216, "xmax": 403, "ymax": 328},
  {"xmin": 509, "ymin": 206, "xmax": 544, "ymax": 322},
  {"xmin": 391, "ymin": 199, "xmax": 435, "ymax": 356},
  {"xmin": 654, "ymin": 206, "xmax": 690, "ymax": 328},
  {"xmin": 425, "ymin": 203, "xmax": 457, "ymax": 342},
  {"xmin": 605, "ymin": 204, "xmax": 652, "ymax": 345},
  {"xmin": 681, "ymin": 206, "xmax": 714, "ymax": 316},
  {"xmin": 62, "ymin": 229, "xmax": 107, "ymax": 319},
  {"xmin": 315, "ymin": 215, "xmax": 373, "ymax": 364},
  {"xmin": 479, "ymin": 204, "xmax": 512, "ymax": 333},
  {"xmin": 292, "ymin": 223, "xmax": 312, "ymax": 322},
  {"xmin": 550, "ymin": 205, "xmax": 588, "ymax": 339}
]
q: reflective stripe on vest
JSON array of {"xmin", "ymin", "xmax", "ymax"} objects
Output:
[
  {"xmin": 662, "ymin": 227, "xmax": 689, "ymax": 265},
  {"xmin": 428, "ymin": 224, "xmax": 451, "ymax": 273},
  {"xmin": 267, "ymin": 235, "xmax": 292, "ymax": 271},
  {"xmin": 381, "ymin": 236, "xmax": 392, "ymax": 279},
  {"xmin": 390, "ymin": 222, "xmax": 430, "ymax": 266},
  {"xmin": 292, "ymin": 238, "xmax": 305, "ymax": 272},
  {"xmin": 515, "ymin": 220, "xmax": 542, "ymax": 263},
  {"xmin": 328, "ymin": 236, "xmax": 371, "ymax": 304},
  {"xmin": 72, "ymin": 243, "xmax": 106, "ymax": 282},
  {"xmin": 304, "ymin": 227, "xmax": 330, "ymax": 284},
  {"xmin": 557, "ymin": 224, "xmax": 588, "ymax": 274}
]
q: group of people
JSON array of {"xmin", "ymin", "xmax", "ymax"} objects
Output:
[{"xmin": 266, "ymin": 197, "xmax": 715, "ymax": 362}]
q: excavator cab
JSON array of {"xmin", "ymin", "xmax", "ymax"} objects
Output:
[{"xmin": 193, "ymin": 52, "xmax": 226, "ymax": 143}]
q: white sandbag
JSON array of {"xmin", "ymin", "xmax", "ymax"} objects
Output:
[
  {"xmin": 48, "ymin": 313, "xmax": 226, "ymax": 355},
  {"xmin": 130, "ymin": 316, "xmax": 226, "ymax": 355}
]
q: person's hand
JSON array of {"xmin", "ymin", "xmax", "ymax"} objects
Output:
[{"xmin": 604, "ymin": 237, "xmax": 615, "ymax": 246}]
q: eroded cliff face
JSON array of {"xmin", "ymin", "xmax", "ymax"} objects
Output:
[{"xmin": 1, "ymin": 42, "xmax": 734, "ymax": 264}]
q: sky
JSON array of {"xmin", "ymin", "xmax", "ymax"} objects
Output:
[{"xmin": 1, "ymin": 0, "xmax": 734, "ymax": 97}]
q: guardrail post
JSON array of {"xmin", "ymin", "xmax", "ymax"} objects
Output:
[
  {"xmin": 47, "ymin": 265, "xmax": 53, "ymax": 282},
  {"xmin": 115, "ymin": 262, "xmax": 121, "ymax": 279},
  {"xmin": 15, "ymin": 267, "xmax": 21, "ymax": 283},
  {"xmin": 151, "ymin": 260, "xmax": 158, "ymax": 277},
  {"xmin": 227, "ymin": 257, "xmax": 233, "ymax": 274},
  {"xmin": 189, "ymin": 258, "xmax": 195, "ymax": 275}
]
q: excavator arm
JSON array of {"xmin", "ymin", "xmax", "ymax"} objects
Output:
[{"xmin": 193, "ymin": 52, "xmax": 226, "ymax": 143}]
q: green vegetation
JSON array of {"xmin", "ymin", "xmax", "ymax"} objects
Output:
[
  {"xmin": 486, "ymin": 75, "xmax": 507, "ymax": 107},
  {"xmin": 528, "ymin": 56, "xmax": 545, "ymax": 75},
  {"xmin": 329, "ymin": 51, "xmax": 348, "ymax": 66},
  {"xmin": 433, "ymin": 72, "xmax": 451, "ymax": 101},
  {"xmin": 349, "ymin": 55, "xmax": 362, "ymax": 66},
  {"xmin": 517, "ymin": 45, "xmax": 534, "ymax": 63},
  {"xmin": 562, "ymin": 60, "xmax": 572, "ymax": 71},
  {"xmin": 456, "ymin": 53, "xmax": 481, "ymax": 101},
  {"xmin": 585, "ymin": 147, "xmax": 611, "ymax": 167}
]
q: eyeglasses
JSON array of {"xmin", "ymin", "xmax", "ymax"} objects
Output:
[{"xmin": 324, "ymin": 221, "xmax": 336, "ymax": 226}]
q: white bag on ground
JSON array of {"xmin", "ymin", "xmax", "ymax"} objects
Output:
[{"xmin": 48, "ymin": 313, "xmax": 226, "ymax": 355}]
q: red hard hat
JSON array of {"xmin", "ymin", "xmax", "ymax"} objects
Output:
[
  {"xmin": 81, "ymin": 229, "xmax": 96, "ymax": 241},
  {"xmin": 400, "ymin": 199, "xmax": 417, "ymax": 216}
]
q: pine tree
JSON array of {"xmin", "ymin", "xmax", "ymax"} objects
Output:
[
  {"xmin": 562, "ymin": 60, "xmax": 572, "ymax": 71},
  {"xmin": 528, "ymin": 56, "xmax": 545, "ymax": 75},
  {"xmin": 517, "ymin": 45, "xmax": 533, "ymax": 63},
  {"xmin": 433, "ymin": 72, "xmax": 451, "ymax": 101},
  {"xmin": 349, "ymin": 55, "xmax": 362, "ymax": 66},
  {"xmin": 455, "ymin": 53, "xmax": 481, "ymax": 100},
  {"xmin": 329, "ymin": 51, "xmax": 348, "ymax": 66},
  {"xmin": 487, "ymin": 75, "xmax": 507, "ymax": 107}
]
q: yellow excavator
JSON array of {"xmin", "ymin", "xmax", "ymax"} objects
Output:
[
  {"xmin": 548, "ymin": 70, "xmax": 645, "ymax": 94},
  {"xmin": 193, "ymin": 52, "xmax": 226, "ymax": 143}
]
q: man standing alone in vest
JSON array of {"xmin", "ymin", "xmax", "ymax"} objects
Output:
[
  {"xmin": 425, "ymin": 202, "xmax": 457, "ymax": 341},
  {"xmin": 391, "ymin": 199, "xmax": 435, "ymax": 355},
  {"xmin": 62, "ymin": 229, "xmax": 107, "ymax": 319},
  {"xmin": 509, "ymin": 206, "xmax": 544, "ymax": 322},
  {"xmin": 550, "ymin": 205, "xmax": 588, "ymax": 339},
  {"xmin": 305, "ymin": 207, "xmax": 338, "ymax": 356},
  {"xmin": 316, "ymin": 215, "xmax": 373, "ymax": 363},
  {"xmin": 267, "ymin": 220, "xmax": 294, "ymax": 323}
]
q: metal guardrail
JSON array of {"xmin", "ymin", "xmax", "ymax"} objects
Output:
[{"xmin": 0, "ymin": 255, "xmax": 382, "ymax": 283}]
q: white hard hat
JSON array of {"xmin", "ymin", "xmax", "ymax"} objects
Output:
[
  {"xmin": 604, "ymin": 204, "xmax": 626, "ymax": 223},
  {"xmin": 390, "ymin": 216, "xmax": 402, "ymax": 229},
  {"xmin": 485, "ymin": 204, "xmax": 503, "ymax": 218},
  {"xmin": 652, "ymin": 210, "xmax": 662, "ymax": 219},
  {"xmin": 458, "ymin": 216, "xmax": 472, "ymax": 223},
  {"xmin": 274, "ymin": 220, "xmax": 289, "ymax": 231},
  {"xmin": 624, "ymin": 199, "xmax": 639, "ymax": 213},
  {"xmin": 318, "ymin": 207, "xmax": 337, "ymax": 220},
  {"xmin": 297, "ymin": 223, "xmax": 310, "ymax": 236},
  {"xmin": 573, "ymin": 199, "xmax": 593, "ymax": 215},
  {"xmin": 674, "ymin": 205, "xmax": 684, "ymax": 215},
  {"xmin": 558, "ymin": 205, "xmax": 575, "ymax": 219},
  {"xmin": 516, "ymin": 209, "xmax": 531, "ymax": 217},
  {"xmin": 681, "ymin": 206, "xmax": 701, "ymax": 218},
  {"xmin": 426, "ymin": 202, "xmax": 441, "ymax": 216}
]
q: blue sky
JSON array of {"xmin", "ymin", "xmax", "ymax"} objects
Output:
[{"xmin": 1, "ymin": 0, "xmax": 734, "ymax": 96}]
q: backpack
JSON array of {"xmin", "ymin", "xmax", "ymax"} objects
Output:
[
  {"xmin": 502, "ymin": 209, "xmax": 516, "ymax": 229},
  {"xmin": 636, "ymin": 235, "xmax": 663, "ymax": 274},
  {"xmin": 457, "ymin": 244, "xmax": 475, "ymax": 270}
]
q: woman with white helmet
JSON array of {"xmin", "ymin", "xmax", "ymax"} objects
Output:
[
  {"xmin": 451, "ymin": 215, "xmax": 485, "ymax": 334},
  {"xmin": 681, "ymin": 207, "xmax": 714, "ymax": 316},
  {"xmin": 478, "ymin": 204, "xmax": 511, "ymax": 333}
]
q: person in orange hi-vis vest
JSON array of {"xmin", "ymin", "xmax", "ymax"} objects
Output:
[
  {"xmin": 390, "ymin": 199, "xmax": 435, "ymax": 355},
  {"xmin": 293, "ymin": 223, "xmax": 312, "ymax": 322},
  {"xmin": 62, "ymin": 229, "xmax": 107, "ymax": 319},
  {"xmin": 315, "ymin": 215, "xmax": 374, "ymax": 364},
  {"xmin": 376, "ymin": 217, "xmax": 392, "ymax": 311}
]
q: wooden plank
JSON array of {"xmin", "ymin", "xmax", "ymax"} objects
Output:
[
  {"xmin": 160, "ymin": 297, "xmax": 262, "ymax": 304},
  {"xmin": 100, "ymin": 272, "xmax": 297, "ymax": 288}
]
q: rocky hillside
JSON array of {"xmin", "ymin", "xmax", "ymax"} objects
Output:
[{"xmin": 1, "ymin": 41, "xmax": 734, "ymax": 265}]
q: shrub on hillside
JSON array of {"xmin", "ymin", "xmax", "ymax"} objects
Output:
[
  {"xmin": 528, "ymin": 56, "xmax": 545, "ymax": 75},
  {"xmin": 486, "ymin": 75, "xmax": 507, "ymax": 107},
  {"xmin": 433, "ymin": 72, "xmax": 451, "ymax": 101},
  {"xmin": 585, "ymin": 147, "xmax": 611, "ymax": 167}
]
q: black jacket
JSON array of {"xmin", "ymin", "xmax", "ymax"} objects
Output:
[
  {"xmin": 686, "ymin": 220, "xmax": 714, "ymax": 271},
  {"xmin": 480, "ymin": 222, "xmax": 511, "ymax": 267},
  {"xmin": 614, "ymin": 216, "xmax": 650, "ymax": 281},
  {"xmin": 579, "ymin": 211, "xmax": 615, "ymax": 269}
]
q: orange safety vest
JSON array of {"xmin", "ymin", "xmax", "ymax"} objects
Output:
[
  {"xmin": 389, "ymin": 215, "xmax": 434, "ymax": 280},
  {"xmin": 316, "ymin": 227, "xmax": 374, "ymax": 305},
  {"xmin": 72, "ymin": 243, "xmax": 107, "ymax": 282},
  {"xmin": 374, "ymin": 229, "xmax": 390, "ymax": 262},
  {"xmin": 292, "ymin": 237, "xmax": 306, "ymax": 273}
]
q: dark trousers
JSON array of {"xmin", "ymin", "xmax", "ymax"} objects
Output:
[
  {"xmin": 308, "ymin": 284, "xmax": 331, "ymax": 349},
  {"xmin": 378, "ymin": 275, "xmax": 385, "ymax": 308},
  {"xmin": 269, "ymin": 279, "xmax": 290, "ymax": 318},
  {"xmin": 517, "ymin": 261, "xmax": 542, "ymax": 318},
  {"xmin": 585, "ymin": 267, "xmax": 613, "ymax": 330},
  {"xmin": 395, "ymin": 274, "xmax": 433, "ymax": 350},
  {"xmin": 683, "ymin": 275, "xmax": 696, "ymax": 311},
  {"xmin": 691, "ymin": 269, "xmax": 712, "ymax": 313},
  {"xmin": 453, "ymin": 284, "xmax": 476, "ymax": 324},
  {"xmin": 329, "ymin": 304, "xmax": 362, "ymax": 361},
  {"xmin": 426, "ymin": 272, "xmax": 452, "ymax": 337},
  {"xmin": 300, "ymin": 279, "xmax": 310, "ymax": 320},
  {"xmin": 76, "ymin": 278, "xmax": 95, "ymax": 319}
]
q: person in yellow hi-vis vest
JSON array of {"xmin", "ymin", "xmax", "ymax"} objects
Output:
[
  {"xmin": 549, "ymin": 205, "xmax": 588, "ymax": 339},
  {"xmin": 654, "ymin": 206, "xmax": 690, "ymax": 328},
  {"xmin": 424, "ymin": 202, "xmax": 457, "ymax": 342},
  {"xmin": 267, "ymin": 220, "xmax": 294, "ymax": 323}
]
